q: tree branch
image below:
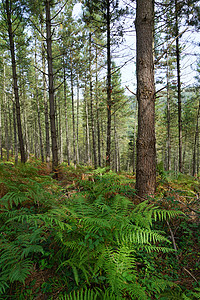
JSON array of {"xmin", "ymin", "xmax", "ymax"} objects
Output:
[{"xmin": 155, "ymin": 27, "xmax": 188, "ymax": 65}]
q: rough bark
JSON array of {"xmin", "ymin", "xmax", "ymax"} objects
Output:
[
  {"xmin": 45, "ymin": 0, "xmax": 58, "ymax": 171},
  {"xmin": 5, "ymin": 0, "xmax": 26, "ymax": 163},
  {"xmin": 135, "ymin": 0, "xmax": 156, "ymax": 198}
]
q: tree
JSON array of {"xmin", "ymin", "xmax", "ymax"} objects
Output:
[
  {"xmin": 3, "ymin": 0, "xmax": 26, "ymax": 163},
  {"xmin": 135, "ymin": 0, "xmax": 156, "ymax": 198}
]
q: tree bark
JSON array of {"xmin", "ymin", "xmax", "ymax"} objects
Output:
[
  {"xmin": 95, "ymin": 47, "xmax": 101, "ymax": 167},
  {"xmin": 192, "ymin": 99, "xmax": 200, "ymax": 176},
  {"xmin": 76, "ymin": 77, "xmax": 80, "ymax": 165},
  {"xmin": 5, "ymin": 0, "xmax": 26, "ymax": 163},
  {"xmin": 106, "ymin": 0, "xmax": 112, "ymax": 168},
  {"xmin": 35, "ymin": 39, "xmax": 44, "ymax": 163},
  {"xmin": 41, "ymin": 22, "xmax": 50, "ymax": 164},
  {"xmin": 175, "ymin": 0, "xmax": 182, "ymax": 173},
  {"xmin": 45, "ymin": 0, "xmax": 58, "ymax": 171},
  {"xmin": 89, "ymin": 32, "xmax": 97, "ymax": 168},
  {"xmin": 12, "ymin": 91, "xmax": 18, "ymax": 164},
  {"xmin": 70, "ymin": 50, "xmax": 76, "ymax": 167},
  {"xmin": 63, "ymin": 63, "xmax": 70, "ymax": 165},
  {"xmin": 135, "ymin": 0, "xmax": 156, "ymax": 198},
  {"xmin": 166, "ymin": 49, "xmax": 171, "ymax": 171}
]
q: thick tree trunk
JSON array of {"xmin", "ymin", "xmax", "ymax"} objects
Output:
[
  {"xmin": 106, "ymin": 0, "xmax": 112, "ymax": 167},
  {"xmin": 89, "ymin": 33, "xmax": 97, "ymax": 168},
  {"xmin": 5, "ymin": 0, "xmax": 26, "ymax": 163},
  {"xmin": 135, "ymin": 0, "xmax": 156, "ymax": 198},
  {"xmin": 175, "ymin": 0, "xmax": 182, "ymax": 173},
  {"xmin": 45, "ymin": 0, "xmax": 58, "ymax": 171}
]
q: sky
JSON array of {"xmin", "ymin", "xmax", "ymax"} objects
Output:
[{"xmin": 72, "ymin": 3, "xmax": 200, "ymax": 96}]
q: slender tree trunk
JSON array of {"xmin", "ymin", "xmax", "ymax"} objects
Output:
[
  {"xmin": 135, "ymin": 0, "xmax": 156, "ymax": 198},
  {"xmin": 133, "ymin": 100, "xmax": 137, "ymax": 173},
  {"xmin": 70, "ymin": 50, "xmax": 76, "ymax": 167},
  {"xmin": 76, "ymin": 77, "xmax": 80, "ymax": 165},
  {"xmin": 114, "ymin": 114, "xmax": 118, "ymax": 172},
  {"xmin": 5, "ymin": 0, "xmax": 26, "ymax": 163},
  {"xmin": 85, "ymin": 81, "xmax": 91, "ymax": 165},
  {"xmin": 166, "ymin": 50, "xmax": 171, "ymax": 171},
  {"xmin": 3, "ymin": 63, "xmax": 9, "ymax": 161},
  {"xmin": 106, "ymin": 0, "xmax": 112, "ymax": 167},
  {"xmin": 89, "ymin": 33, "xmax": 97, "ymax": 168},
  {"xmin": 45, "ymin": 0, "xmax": 58, "ymax": 171},
  {"xmin": 12, "ymin": 89, "xmax": 18, "ymax": 164},
  {"xmin": 35, "ymin": 39, "xmax": 44, "ymax": 163},
  {"xmin": 63, "ymin": 64, "xmax": 70, "ymax": 165},
  {"xmin": 41, "ymin": 22, "xmax": 50, "ymax": 164},
  {"xmin": 175, "ymin": 0, "xmax": 182, "ymax": 173},
  {"xmin": 95, "ymin": 47, "xmax": 101, "ymax": 167},
  {"xmin": 192, "ymin": 99, "xmax": 200, "ymax": 176},
  {"xmin": 58, "ymin": 102, "xmax": 63, "ymax": 163}
]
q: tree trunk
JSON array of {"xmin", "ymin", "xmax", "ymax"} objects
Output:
[
  {"xmin": 63, "ymin": 64, "xmax": 70, "ymax": 165},
  {"xmin": 89, "ymin": 32, "xmax": 97, "ymax": 168},
  {"xmin": 192, "ymin": 99, "xmax": 200, "ymax": 176},
  {"xmin": 95, "ymin": 46, "xmax": 101, "ymax": 167},
  {"xmin": 175, "ymin": 0, "xmax": 182, "ymax": 173},
  {"xmin": 106, "ymin": 0, "xmax": 112, "ymax": 168},
  {"xmin": 45, "ymin": 0, "xmax": 58, "ymax": 171},
  {"xmin": 85, "ymin": 81, "xmax": 91, "ymax": 165},
  {"xmin": 135, "ymin": 0, "xmax": 156, "ymax": 198},
  {"xmin": 114, "ymin": 114, "xmax": 118, "ymax": 172},
  {"xmin": 35, "ymin": 39, "xmax": 44, "ymax": 163},
  {"xmin": 76, "ymin": 77, "xmax": 80, "ymax": 165},
  {"xmin": 70, "ymin": 50, "xmax": 76, "ymax": 167},
  {"xmin": 166, "ymin": 49, "xmax": 171, "ymax": 171},
  {"xmin": 41, "ymin": 22, "xmax": 50, "ymax": 164},
  {"xmin": 5, "ymin": 0, "xmax": 26, "ymax": 163},
  {"xmin": 133, "ymin": 100, "xmax": 137, "ymax": 173}
]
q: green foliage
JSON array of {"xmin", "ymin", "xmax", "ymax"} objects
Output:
[{"xmin": 0, "ymin": 163, "xmax": 197, "ymax": 299}]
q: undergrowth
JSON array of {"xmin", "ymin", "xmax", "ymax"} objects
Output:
[{"xmin": 0, "ymin": 161, "xmax": 199, "ymax": 299}]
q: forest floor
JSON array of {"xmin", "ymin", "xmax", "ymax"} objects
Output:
[{"xmin": 0, "ymin": 158, "xmax": 199, "ymax": 299}]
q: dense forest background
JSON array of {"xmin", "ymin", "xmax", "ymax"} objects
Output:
[
  {"xmin": 0, "ymin": 0, "xmax": 200, "ymax": 299},
  {"xmin": 0, "ymin": 0, "xmax": 200, "ymax": 176}
]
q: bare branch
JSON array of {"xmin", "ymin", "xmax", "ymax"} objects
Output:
[{"xmin": 155, "ymin": 27, "xmax": 189, "ymax": 65}]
